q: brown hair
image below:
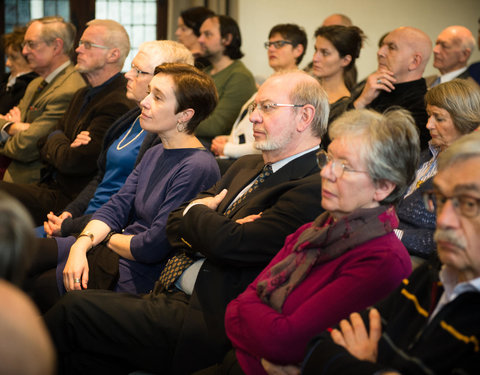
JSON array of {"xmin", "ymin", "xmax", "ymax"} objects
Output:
[{"xmin": 154, "ymin": 63, "xmax": 218, "ymax": 134}]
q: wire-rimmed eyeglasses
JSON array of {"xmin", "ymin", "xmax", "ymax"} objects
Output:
[
  {"xmin": 248, "ymin": 102, "xmax": 305, "ymax": 116},
  {"xmin": 422, "ymin": 190, "xmax": 480, "ymax": 218},
  {"xmin": 316, "ymin": 150, "xmax": 368, "ymax": 178},
  {"xmin": 78, "ymin": 40, "xmax": 110, "ymax": 50}
]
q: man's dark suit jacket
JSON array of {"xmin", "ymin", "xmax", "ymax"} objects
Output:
[
  {"xmin": 165, "ymin": 150, "xmax": 324, "ymax": 374},
  {"xmin": 0, "ymin": 73, "xmax": 136, "ymax": 225}
]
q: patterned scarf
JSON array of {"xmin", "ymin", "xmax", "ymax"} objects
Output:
[{"xmin": 256, "ymin": 205, "xmax": 398, "ymax": 312}]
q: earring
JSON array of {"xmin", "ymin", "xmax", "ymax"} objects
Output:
[{"xmin": 176, "ymin": 121, "xmax": 186, "ymax": 132}]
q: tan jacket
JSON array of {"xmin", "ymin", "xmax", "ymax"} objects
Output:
[{"xmin": 0, "ymin": 64, "xmax": 86, "ymax": 184}]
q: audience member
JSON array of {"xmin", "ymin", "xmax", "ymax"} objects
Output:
[
  {"xmin": 175, "ymin": 6, "xmax": 214, "ymax": 69},
  {"xmin": 44, "ymin": 70, "xmax": 327, "ymax": 374},
  {"xmin": 0, "ymin": 19, "xmax": 136, "ymax": 226},
  {"xmin": 195, "ymin": 15, "xmax": 256, "ymax": 148},
  {"xmin": 0, "ymin": 193, "xmax": 55, "ymax": 375},
  {"xmin": 396, "ymin": 79, "xmax": 480, "ymax": 266},
  {"xmin": 352, "ymin": 27, "xmax": 432, "ymax": 149},
  {"xmin": 311, "ymin": 25, "xmax": 364, "ymax": 127},
  {"xmin": 305, "ymin": 13, "xmax": 358, "ymax": 90},
  {"xmin": 0, "ymin": 16, "xmax": 86, "ymax": 184},
  {"xmin": 296, "ymin": 131, "xmax": 480, "ymax": 375},
  {"xmin": 426, "ymin": 25, "xmax": 477, "ymax": 88},
  {"xmin": 0, "ymin": 27, "xmax": 38, "ymax": 115},
  {"xmin": 211, "ymin": 23, "xmax": 307, "ymax": 173},
  {"xmin": 0, "ymin": 191, "xmax": 35, "ymax": 285},
  {"xmin": 43, "ymin": 41, "xmax": 194, "ymax": 238},
  {"xmin": 26, "ymin": 63, "xmax": 220, "ymax": 312},
  {"xmin": 205, "ymin": 108, "xmax": 418, "ymax": 375},
  {"xmin": 467, "ymin": 17, "xmax": 480, "ymax": 85},
  {"xmin": 321, "ymin": 13, "xmax": 353, "ymax": 27}
]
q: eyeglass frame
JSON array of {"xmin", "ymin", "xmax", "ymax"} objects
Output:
[
  {"xmin": 264, "ymin": 40, "xmax": 294, "ymax": 49},
  {"xmin": 21, "ymin": 39, "xmax": 53, "ymax": 50},
  {"xmin": 78, "ymin": 40, "xmax": 110, "ymax": 50},
  {"xmin": 316, "ymin": 149, "xmax": 369, "ymax": 178},
  {"xmin": 248, "ymin": 102, "xmax": 305, "ymax": 116},
  {"xmin": 422, "ymin": 189, "xmax": 480, "ymax": 218},
  {"xmin": 130, "ymin": 63, "xmax": 153, "ymax": 78}
]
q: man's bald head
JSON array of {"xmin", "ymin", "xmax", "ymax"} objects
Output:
[
  {"xmin": 433, "ymin": 25, "xmax": 476, "ymax": 74},
  {"xmin": 322, "ymin": 14, "xmax": 353, "ymax": 27},
  {"xmin": 378, "ymin": 27, "xmax": 432, "ymax": 82}
]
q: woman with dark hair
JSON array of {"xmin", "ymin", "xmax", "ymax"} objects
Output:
[
  {"xmin": 176, "ymin": 6, "xmax": 214, "ymax": 68},
  {"xmin": 312, "ymin": 25, "xmax": 364, "ymax": 126},
  {"xmin": 26, "ymin": 63, "xmax": 221, "ymax": 312},
  {"xmin": 0, "ymin": 27, "xmax": 38, "ymax": 115}
]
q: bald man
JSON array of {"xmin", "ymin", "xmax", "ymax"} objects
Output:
[
  {"xmin": 426, "ymin": 25, "xmax": 477, "ymax": 88},
  {"xmin": 322, "ymin": 13, "xmax": 353, "ymax": 27},
  {"xmin": 352, "ymin": 27, "xmax": 432, "ymax": 149}
]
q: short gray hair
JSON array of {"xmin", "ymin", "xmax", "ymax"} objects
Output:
[
  {"xmin": 86, "ymin": 19, "xmax": 131, "ymax": 68},
  {"xmin": 438, "ymin": 131, "xmax": 480, "ymax": 171},
  {"xmin": 29, "ymin": 16, "xmax": 76, "ymax": 56},
  {"xmin": 277, "ymin": 70, "xmax": 329, "ymax": 138},
  {"xmin": 329, "ymin": 108, "xmax": 420, "ymax": 204},
  {"xmin": 138, "ymin": 40, "xmax": 194, "ymax": 67}
]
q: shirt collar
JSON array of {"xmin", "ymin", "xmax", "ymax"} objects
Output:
[
  {"xmin": 439, "ymin": 67, "xmax": 468, "ymax": 84},
  {"xmin": 270, "ymin": 145, "xmax": 319, "ymax": 173},
  {"xmin": 44, "ymin": 60, "xmax": 71, "ymax": 83},
  {"xmin": 439, "ymin": 265, "xmax": 480, "ymax": 303}
]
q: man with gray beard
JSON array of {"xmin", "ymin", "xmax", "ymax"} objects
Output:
[{"xmin": 290, "ymin": 131, "xmax": 480, "ymax": 375}]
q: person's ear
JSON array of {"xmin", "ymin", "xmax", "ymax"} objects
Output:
[
  {"xmin": 222, "ymin": 33, "xmax": 233, "ymax": 47},
  {"xmin": 177, "ymin": 108, "xmax": 195, "ymax": 123},
  {"xmin": 340, "ymin": 54, "xmax": 352, "ymax": 68},
  {"xmin": 373, "ymin": 179, "xmax": 396, "ymax": 202},
  {"xmin": 292, "ymin": 44, "xmax": 304, "ymax": 60},
  {"xmin": 51, "ymin": 38, "xmax": 64, "ymax": 55},
  {"xmin": 296, "ymin": 104, "xmax": 315, "ymax": 133},
  {"xmin": 408, "ymin": 53, "xmax": 422, "ymax": 71},
  {"xmin": 106, "ymin": 48, "xmax": 121, "ymax": 63}
]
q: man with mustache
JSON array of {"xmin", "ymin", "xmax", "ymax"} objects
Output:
[{"xmin": 280, "ymin": 131, "xmax": 480, "ymax": 375}]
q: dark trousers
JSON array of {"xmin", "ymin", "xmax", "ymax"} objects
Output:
[
  {"xmin": 44, "ymin": 289, "xmax": 190, "ymax": 375},
  {"xmin": 0, "ymin": 180, "xmax": 71, "ymax": 226},
  {"xmin": 23, "ymin": 237, "xmax": 60, "ymax": 313}
]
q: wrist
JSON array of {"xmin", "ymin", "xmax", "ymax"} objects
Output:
[
  {"xmin": 102, "ymin": 230, "xmax": 117, "ymax": 246},
  {"xmin": 77, "ymin": 231, "xmax": 94, "ymax": 249}
]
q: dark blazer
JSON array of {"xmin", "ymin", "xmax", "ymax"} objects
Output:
[
  {"xmin": 0, "ymin": 71, "xmax": 38, "ymax": 114},
  {"xmin": 165, "ymin": 150, "xmax": 324, "ymax": 374},
  {"xmin": 38, "ymin": 73, "xmax": 136, "ymax": 201}
]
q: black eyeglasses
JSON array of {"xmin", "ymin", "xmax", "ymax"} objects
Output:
[
  {"xmin": 78, "ymin": 40, "xmax": 110, "ymax": 50},
  {"xmin": 264, "ymin": 40, "xmax": 294, "ymax": 49},
  {"xmin": 422, "ymin": 190, "xmax": 480, "ymax": 218},
  {"xmin": 130, "ymin": 63, "xmax": 153, "ymax": 78}
]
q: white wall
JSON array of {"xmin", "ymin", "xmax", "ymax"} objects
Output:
[{"xmin": 236, "ymin": 0, "xmax": 480, "ymax": 82}]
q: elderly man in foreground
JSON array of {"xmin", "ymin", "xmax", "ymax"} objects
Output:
[
  {"xmin": 280, "ymin": 131, "xmax": 480, "ymax": 375},
  {"xmin": 45, "ymin": 70, "xmax": 327, "ymax": 375}
]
